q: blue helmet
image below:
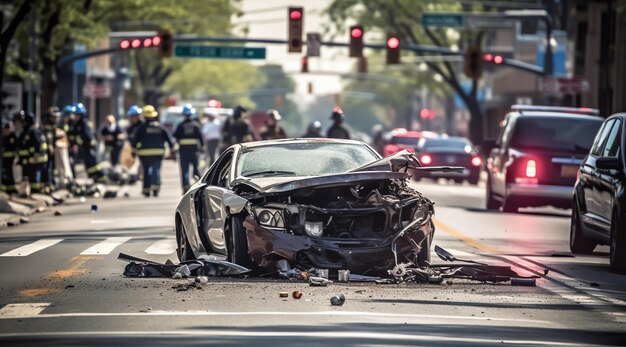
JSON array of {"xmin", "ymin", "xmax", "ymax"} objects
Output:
[
  {"xmin": 62, "ymin": 105, "xmax": 75, "ymax": 116},
  {"xmin": 127, "ymin": 105, "xmax": 142, "ymax": 117},
  {"xmin": 74, "ymin": 102, "xmax": 87, "ymax": 116},
  {"xmin": 182, "ymin": 104, "xmax": 196, "ymax": 117}
]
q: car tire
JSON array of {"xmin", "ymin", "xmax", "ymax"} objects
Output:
[
  {"xmin": 485, "ymin": 175, "xmax": 500, "ymax": 210},
  {"xmin": 453, "ymin": 178, "xmax": 464, "ymax": 184},
  {"xmin": 609, "ymin": 209, "xmax": 626, "ymax": 274},
  {"xmin": 226, "ymin": 215, "xmax": 254, "ymax": 269},
  {"xmin": 468, "ymin": 174, "xmax": 480, "ymax": 185},
  {"xmin": 569, "ymin": 200, "xmax": 596, "ymax": 254},
  {"xmin": 176, "ymin": 219, "xmax": 195, "ymax": 262},
  {"xmin": 502, "ymin": 197, "xmax": 518, "ymax": 213}
]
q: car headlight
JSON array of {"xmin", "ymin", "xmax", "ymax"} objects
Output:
[
  {"xmin": 254, "ymin": 208, "xmax": 285, "ymax": 228},
  {"xmin": 304, "ymin": 221, "xmax": 324, "ymax": 237}
]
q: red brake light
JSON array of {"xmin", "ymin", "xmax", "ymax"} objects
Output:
[
  {"xmin": 420, "ymin": 154, "xmax": 432, "ymax": 165},
  {"xmin": 526, "ymin": 160, "xmax": 537, "ymax": 178},
  {"xmin": 471, "ymin": 156, "xmax": 482, "ymax": 167}
]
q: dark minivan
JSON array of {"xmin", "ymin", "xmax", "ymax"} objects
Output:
[
  {"xmin": 486, "ymin": 105, "xmax": 603, "ymax": 212},
  {"xmin": 571, "ymin": 113, "xmax": 626, "ymax": 274}
]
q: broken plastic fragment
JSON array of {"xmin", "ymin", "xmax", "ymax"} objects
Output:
[{"xmin": 309, "ymin": 276, "xmax": 333, "ymax": 287}]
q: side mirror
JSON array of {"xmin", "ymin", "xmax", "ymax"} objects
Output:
[{"xmin": 596, "ymin": 156, "xmax": 622, "ymax": 171}]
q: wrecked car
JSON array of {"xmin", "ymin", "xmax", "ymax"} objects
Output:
[{"xmin": 175, "ymin": 139, "xmax": 458, "ymax": 276}]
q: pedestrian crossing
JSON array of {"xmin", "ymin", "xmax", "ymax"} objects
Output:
[{"xmin": 0, "ymin": 236, "xmax": 177, "ymax": 257}]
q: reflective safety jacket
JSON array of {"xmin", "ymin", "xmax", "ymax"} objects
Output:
[
  {"xmin": 173, "ymin": 119, "xmax": 203, "ymax": 152},
  {"xmin": 42, "ymin": 124, "xmax": 57, "ymax": 158},
  {"xmin": 2, "ymin": 132, "xmax": 18, "ymax": 162},
  {"xmin": 132, "ymin": 121, "xmax": 174, "ymax": 157},
  {"xmin": 17, "ymin": 126, "xmax": 48, "ymax": 165},
  {"xmin": 71, "ymin": 118, "xmax": 97, "ymax": 150}
]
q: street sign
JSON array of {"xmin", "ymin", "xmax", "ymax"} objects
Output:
[
  {"xmin": 174, "ymin": 45, "xmax": 266, "ymax": 59},
  {"xmin": 307, "ymin": 33, "xmax": 321, "ymax": 57},
  {"xmin": 421, "ymin": 13, "xmax": 465, "ymax": 27},
  {"xmin": 466, "ymin": 16, "xmax": 516, "ymax": 29}
]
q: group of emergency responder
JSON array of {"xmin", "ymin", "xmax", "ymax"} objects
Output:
[{"xmin": 1, "ymin": 102, "xmax": 351, "ymax": 198}]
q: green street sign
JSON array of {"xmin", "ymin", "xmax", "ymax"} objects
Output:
[
  {"xmin": 421, "ymin": 13, "xmax": 465, "ymax": 27},
  {"xmin": 174, "ymin": 45, "xmax": 266, "ymax": 59}
]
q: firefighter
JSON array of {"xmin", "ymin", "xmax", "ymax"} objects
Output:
[
  {"xmin": 62, "ymin": 105, "xmax": 77, "ymax": 176},
  {"xmin": 173, "ymin": 104, "xmax": 203, "ymax": 193},
  {"xmin": 132, "ymin": 105, "xmax": 175, "ymax": 197},
  {"xmin": 73, "ymin": 102, "xmax": 106, "ymax": 182},
  {"xmin": 13, "ymin": 110, "xmax": 48, "ymax": 195},
  {"xmin": 41, "ymin": 107, "xmax": 61, "ymax": 193},
  {"xmin": 1, "ymin": 120, "xmax": 18, "ymax": 194},
  {"xmin": 260, "ymin": 109, "xmax": 288, "ymax": 140},
  {"xmin": 326, "ymin": 106, "xmax": 350, "ymax": 139},
  {"xmin": 126, "ymin": 105, "xmax": 144, "ymax": 143}
]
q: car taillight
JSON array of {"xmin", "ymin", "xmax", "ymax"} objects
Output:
[
  {"xmin": 471, "ymin": 156, "xmax": 482, "ymax": 167},
  {"xmin": 420, "ymin": 154, "xmax": 432, "ymax": 165},
  {"xmin": 525, "ymin": 159, "xmax": 537, "ymax": 178}
]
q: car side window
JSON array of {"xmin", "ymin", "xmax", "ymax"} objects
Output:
[
  {"xmin": 207, "ymin": 151, "xmax": 233, "ymax": 187},
  {"xmin": 591, "ymin": 120, "xmax": 615, "ymax": 157},
  {"xmin": 499, "ymin": 116, "xmax": 515, "ymax": 149},
  {"xmin": 495, "ymin": 115, "xmax": 510, "ymax": 147},
  {"xmin": 602, "ymin": 119, "xmax": 622, "ymax": 158}
]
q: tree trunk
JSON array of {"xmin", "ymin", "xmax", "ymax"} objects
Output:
[
  {"xmin": 40, "ymin": 57, "xmax": 57, "ymax": 110},
  {"xmin": 466, "ymin": 96, "xmax": 484, "ymax": 146}
]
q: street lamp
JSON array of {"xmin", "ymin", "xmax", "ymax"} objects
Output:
[{"xmin": 503, "ymin": 9, "xmax": 553, "ymax": 76}]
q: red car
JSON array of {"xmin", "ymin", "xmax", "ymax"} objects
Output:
[{"xmin": 383, "ymin": 130, "xmax": 438, "ymax": 157}]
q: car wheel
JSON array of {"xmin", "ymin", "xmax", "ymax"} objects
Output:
[
  {"xmin": 485, "ymin": 175, "xmax": 500, "ymax": 210},
  {"xmin": 226, "ymin": 215, "xmax": 254, "ymax": 269},
  {"xmin": 176, "ymin": 219, "xmax": 195, "ymax": 262},
  {"xmin": 502, "ymin": 197, "xmax": 518, "ymax": 213},
  {"xmin": 609, "ymin": 209, "xmax": 626, "ymax": 274},
  {"xmin": 453, "ymin": 178, "xmax": 464, "ymax": 184},
  {"xmin": 569, "ymin": 200, "xmax": 596, "ymax": 254},
  {"xmin": 468, "ymin": 174, "xmax": 479, "ymax": 185}
]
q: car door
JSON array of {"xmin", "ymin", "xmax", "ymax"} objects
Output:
[
  {"xmin": 596, "ymin": 118, "xmax": 623, "ymax": 232},
  {"xmin": 581, "ymin": 119, "xmax": 614, "ymax": 226}
]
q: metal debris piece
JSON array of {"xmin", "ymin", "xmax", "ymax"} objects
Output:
[
  {"xmin": 118, "ymin": 253, "xmax": 250, "ymax": 278},
  {"xmin": 330, "ymin": 293, "xmax": 345, "ymax": 306},
  {"xmin": 54, "ymin": 210, "xmax": 62, "ymax": 216},
  {"xmin": 309, "ymin": 276, "xmax": 333, "ymax": 287},
  {"xmin": 173, "ymin": 265, "xmax": 191, "ymax": 278},
  {"xmin": 195, "ymin": 276, "xmax": 209, "ymax": 286},
  {"xmin": 279, "ymin": 292, "xmax": 289, "ymax": 298},
  {"xmin": 511, "ymin": 278, "xmax": 537, "ymax": 286},
  {"xmin": 91, "ymin": 204, "xmax": 97, "ymax": 213},
  {"xmin": 338, "ymin": 270, "xmax": 350, "ymax": 282}
]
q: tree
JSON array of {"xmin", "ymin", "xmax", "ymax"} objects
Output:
[{"xmin": 326, "ymin": 0, "xmax": 488, "ymax": 145}]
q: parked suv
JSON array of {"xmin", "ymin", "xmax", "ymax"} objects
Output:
[
  {"xmin": 571, "ymin": 113, "xmax": 626, "ymax": 273},
  {"xmin": 486, "ymin": 105, "xmax": 603, "ymax": 212}
]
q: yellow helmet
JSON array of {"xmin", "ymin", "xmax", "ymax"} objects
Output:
[{"xmin": 143, "ymin": 105, "xmax": 158, "ymax": 118}]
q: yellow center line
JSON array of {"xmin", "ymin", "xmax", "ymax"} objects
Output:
[
  {"xmin": 433, "ymin": 218, "xmax": 500, "ymax": 255},
  {"xmin": 18, "ymin": 256, "xmax": 98, "ymax": 298}
]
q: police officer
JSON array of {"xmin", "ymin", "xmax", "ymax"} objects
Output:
[
  {"xmin": 260, "ymin": 109, "xmax": 288, "ymax": 140},
  {"xmin": 1, "ymin": 120, "xmax": 18, "ymax": 194},
  {"xmin": 72, "ymin": 102, "xmax": 106, "ymax": 182},
  {"xmin": 13, "ymin": 111, "xmax": 48, "ymax": 195},
  {"xmin": 302, "ymin": 121, "xmax": 322, "ymax": 138},
  {"xmin": 41, "ymin": 107, "xmax": 61, "ymax": 193},
  {"xmin": 326, "ymin": 107, "xmax": 350, "ymax": 139},
  {"xmin": 173, "ymin": 104, "xmax": 203, "ymax": 193},
  {"xmin": 132, "ymin": 105, "xmax": 175, "ymax": 197}
]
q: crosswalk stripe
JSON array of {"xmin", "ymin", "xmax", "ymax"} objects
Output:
[
  {"xmin": 80, "ymin": 237, "xmax": 131, "ymax": 255},
  {"xmin": 144, "ymin": 238, "xmax": 177, "ymax": 255},
  {"xmin": 0, "ymin": 239, "xmax": 63, "ymax": 257},
  {"xmin": 0, "ymin": 303, "xmax": 51, "ymax": 318}
]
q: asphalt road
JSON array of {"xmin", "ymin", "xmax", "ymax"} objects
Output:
[{"xmin": 0, "ymin": 161, "xmax": 625, "ymax": 346}]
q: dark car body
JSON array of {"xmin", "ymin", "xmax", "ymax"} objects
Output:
[
  {"xmin": 174, "ymin": 139, "xmax": 435, "ymax": 275},
  {"xmin": 571, "ymin": 113, "xmax": 626, "ymax": 273},
  {"xmin": 413, "ymin": 136, "xmax": 482, "ymax": 184},
  {"xmin": 486, "ymin": 105, "xmax": 603, "ymax": 212},
  {"xmin": 383, "ymin": 130, "xmax": 438, "ymax": 157}
]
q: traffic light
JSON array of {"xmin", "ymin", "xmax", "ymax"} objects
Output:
[
  {"xmin": 301, "ymin": 56, "xmax": 309, "ymax": 73},
  {"xmin": 349, "ymin": 25, "xmax": 364, "ymax": 57},
  {"xmin": 464, "ymin": 46, "xmax": 483, "ymax": 79},
  {"xmin": 119, "ymin": 35, "xmax": 161, "ymax": 50},
  {"xmin": 158, "ymin": 30, "xmax": 173, "ymax": 58},
  {"xmin": 483, "ymin": 53, "xmax": 505, "ymax": 67},
  {"xmin": 386, "ymin": 35, "xmax": 400, "ymax": 64},
  {"xmin": 288, "ymin": 7, "xmax": 303, "ymax": 53}
]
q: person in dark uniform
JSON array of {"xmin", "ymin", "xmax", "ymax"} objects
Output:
[
  {"xmin": 125, "ymin": 105, "xmax": 144, "ymax": 144},
  {"xmin": 260, "ymin": 109, "xmax": 288, "ymax": 140},
  {"xmin": 100, "ymin": 114, "xmax": 124, "ymax": 167},
  {"xmin": 41, "ymin": 107, "xmax": 61, "ymax": 193},
  {"xmin": 326, "ymin": 107, "xmax": 350, "ymax": 139},
  {"xmin": 132, "ymin": 105, "xmax": 175, "ymax": 197},
  {"xmin": 72, "ymin": 102, "xmax": 106, "ymax": 182},
  {"xmin": 221, "ymin": 105, "xmax": 255, "ymax": 151},
  {"xmin": 13, "ymin": 110, "xmax": 48, "ymax": 195},
  {"xmin": 1, "ymin": 120, "xmax": 18, "ymax": 194},
  {"xmin": 302, "ymin": 121, "xmax": 322, "ymax": 138},
  {"xmin": 173, "ymin": 104, "xmax": 204, "ymax": 193}
]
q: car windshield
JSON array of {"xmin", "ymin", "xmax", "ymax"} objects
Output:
[
  {"xmin": 510, "ymin": 116, "xmax": 603, "ymax": 153},
  {"xmin": 421, "ymin": 138, "xmax": 471, "ymax": 151},
  {"xmin": 236, "ymin": 142, "xmax": 379, "ymax": 177},
  {"xmin": 390, "ymin": 136, "xmax": 420, "ymax": 145}
]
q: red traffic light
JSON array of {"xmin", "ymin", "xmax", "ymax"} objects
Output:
[
  {"xmin": 351, "ymin": 27, "xmax": 363, "ymax": 38},
  {"xmin": 387, "ymin": 36, "xmax": 400, "ymax": 49},
  {"xmin": 152, "ymin": 35, "xmax": 161, "ymax": 46},
  {"xmin": 290, "ymin": 9, "xmax": 302, "ymax": 20},
  {"xmin": 493, "ymin": 55, "xmax": 504, "ymax": 64},
  {"xmin": 120, "ymin": 40, "xmax": 130, "ymax": 49},
  {"xmin": 143, "ymin": 38, "xmax": 152, "ymax": 48},
  {"xmin": 483, "ymin": 53, "xmax": 493, "ymax": 62},
  {"xmin": 131, "ymin": 39, "xmax": 141, "ymax": 48}
]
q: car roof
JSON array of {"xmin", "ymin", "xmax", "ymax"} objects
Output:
[
  {"xmin": 237, "ymin": 138, "xmax": 368, "ymax": 149},
  {"xmin": 511, "ymin": 104, "xmax": 600, "ymax": 116},
  {"xmin": 511, "ymin": 111, "xmax": 603, "ymax": 121}
]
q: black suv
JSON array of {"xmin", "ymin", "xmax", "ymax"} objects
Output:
[
  {"xmin": 571, "ymin": 113, "xmax": 626, "ymax": 274},
  {"xmin": 486, "ymin": 105, "xmax": 603, "ymax": 212}
]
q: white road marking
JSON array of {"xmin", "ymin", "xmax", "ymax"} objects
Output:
[
  {"xmin": 80, "ymin": 237, "xmax": 131, "ymax": 255},
  {"xmin": 0, "ymin": 329, "xmax": 600, "ymax": 346},
  {"xmin": 144, "ymin": 238, "xmax": 177, "ymax": 255},
  {"xmin": 0, "ymin": 303, "xmax": 50, "ymax": 318},
  {"xmin": 0, "ymin": 239, "xmax": 63, "ymax": 257}
]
